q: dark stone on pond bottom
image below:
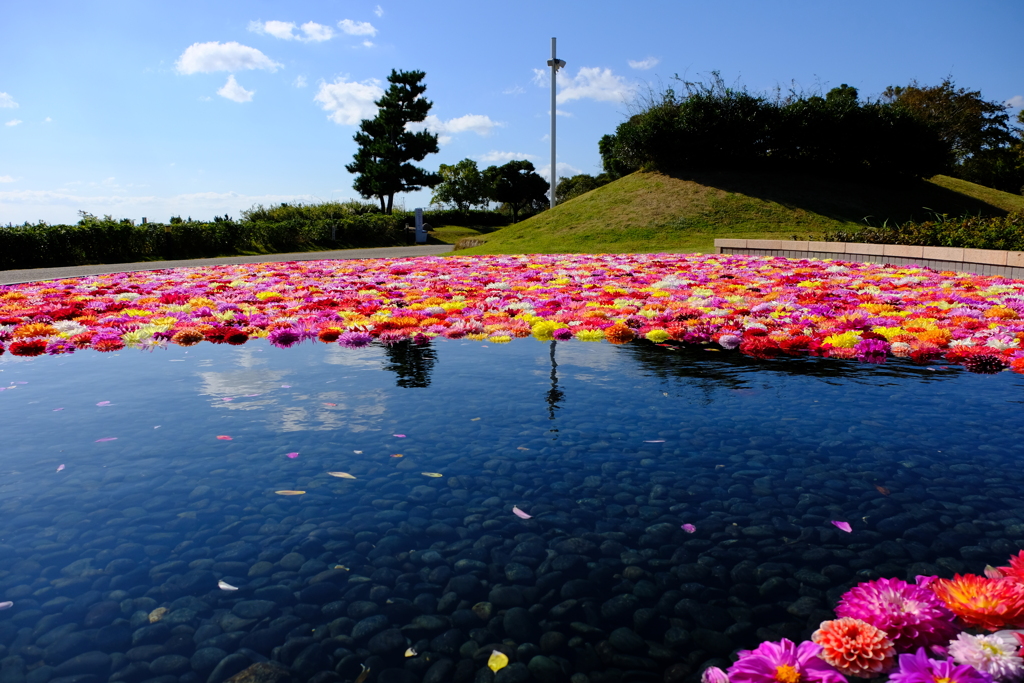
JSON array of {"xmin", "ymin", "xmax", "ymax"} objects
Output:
[
  {"xmin": 608, "ymin": 628, "xmax": 645, "ymax": 654},
  {"xmin": 368, "ymin": 629, "xmax": 407, "ymax": 656},
  {"xmin": 528, "ymin": 655, "xmax": 564, "ymax": 683},
  {"xmin": 502, "ymin": 608, "xmax": 539, "ymax": 644},
  {"xmin": 253, "ymin": 586, "xmax": 293, "ymax": 605},
  {"xmin": 232, "ymin": 601, "xmax": 277, "ymax": 620},
  {"xmin": 430, "ymin": 629, "xmax": 465, "ymax": 656},
  {"xmin": 691, "ymin": 629, "xmax": 734, "ymax": 657},
  {"xmin": 132, "ymin": 623, "xmax": 170, "ymax": 647},
  {"xmin": 559, "ymin": 581, "xmax": 596, "ymax": 600},
  {"xmin": 600, "ymin": 595, "xmax": 638, "ymax": 622},
  {"xmin": 192, "ymin": 648, "xmax": 228, "ymax": 675},
  {"xmin": 423, "ymin": 659, "xmax": 455, "ymax": 683},
  {"xmin": 300, "ymin": 583, "xmax": 340, "ymax": 604},
  {"xmin": 495, "ymin": 663, "xmax": 530, "ymax": 683},
  {"xmin": 149, "ymin": 655, "xmax": 191, "ymax": 676},
  {"xmin": 52, "ymin": 652, "xmax": 112, "ymax": 678},
  {"xmin": 488, "ymin": 586, "xmax": 523, "ymax": 608},
  {"xmin": 220, "ymin": 662, "xmax": 293, "ymax": 683},
  {"xmin": 96, "ymin": 622, "xmax": 133, "ymax": 652},
  {"xmin": 351, "ymin": 615, "xmax": 390, "ymax": 640},
  {"xmin": 207, "ymin": 653, "xmax": 252, "ymax": 683},
  {"xmin": 347, "ymin": 601, "xmax": 380, "ymax": 620},
  {"xmin": 83, "ymin": 601, "xmax": 120, "ymax": 628},
  {"xmin": 292, "ymin": 644, "xmax": 332, "ymax": 678},
  {"xmin": 447, "ymin": 575, "xmax": 481, "ymax": 598},
  {"xmin": 376, "ymin": 669, "xmax": 419, "ymax": 683},
  {"xmin": 308, "ymin": 673, "xmax": 341, "ymax": 683},
  {"xmin": 109, "ymin": 661, "xmax": 151, "ymax": 683},
  {"xmin": 43, "ymin": 633, "xmax": 94, "ymax": 666}
]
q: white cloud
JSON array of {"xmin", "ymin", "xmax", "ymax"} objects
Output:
[
  {"xmin": 557, "ymin": 67, "xmax": 635, "ymax": 104},
  {"xmin": 294, "ymin": 75, "xmax": 308, "ymax": 88},
  {"xmin": 5, "ymin": 119, "xmax": 22, "ymax": 127},
  {"xmin": 406, "ymin": 114, "xmax": 503, "ymax": 146},
  {"xmin": 361, "ymin": 40, "xmax": 374, "ymax": 48},
  {"xmin": 531, "ymin": 69, "xmax": 548, "ymax": 87},
  {"xmin": 503, "ymin": 85, "xmax": 525, "ymax": 96},
  {"xmin": 44, "ymin": 117, "xmax": 51, "ymax": 122},
  {"xmin": 0, "ymin": 176, "xmax": 16, "ymax": 183},
  {"xmin": 175, "ymin": 41, "xmax": 281, "ymax": 74},
  {"xmin": 628, "ymin": 57, "xmax": 660, "ymax": 70},
  {"xmin": 217, "ymin": 75, "xmax": 254, "ymax": 103},
  {"xmin": 1007, "ymin": 95, "xmax": 1024, "ymax": 108},
  {"xmin": 249, "ymin": 20, "xmax": 298, "ymax": 40},
  {"xmin": 537, "ymin": 161, "xmax": 584, "ymax": 179},
  {"xmin": 374, "ymin": 5, "xmax": 384, "ymax": 17},
  {"xmin": 479, "ymin": 151, "xmax": 538, "ymax": 163},
  {"xmin": 0, "ymin": 189, "xmax": 321, "ymax": 225},
  {"xmin": 314, "ymin": 77, "xmax": 383, "ymax": 125},
  {"xmin": 0, "ymin": 93, "xmax": 17, "ymax": 108},
  {"xmin": 300, "ymin": 21, "xmax": 335, "ymax": 42},
  {"xmin": 338, "ymin": 19, "xmax": 377, "ymax": 36}
]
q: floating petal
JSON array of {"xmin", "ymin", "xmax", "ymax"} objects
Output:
[
  {"xmin": 831, "ymin": 520, "xmax": 853, "ymax": 532},
  {"xmin": 644, "ymin": 439, "xmax": 665, "ymax": 443},
  {"xmin": 874, "ymin": 484, "xmax": 891, "ymax": 496},
  {"xmin": 324, "ymin": 402, "xmax": 337, "ymax": 406},
  {"xmin": 405, "ymin": 648, "xmax": 417, "ymax": 658},
  {"xmin": 512, "ymin": 506, "xmax": 532, "ymax": 519},
  {"xmin": 681, "ymin": 523, "xmax": 696, "ymax": 533},
  {"xmin": 218, "ymin": 580, "xmax": 239, "ymax": 590},
  {"xmin": 275, "ymin": 490, "xmax": 305, "ymax": 495},
  {"xmin": 56, "ymin": 464, "xmax": 65, "ymax": 472},
  {"xmin": 96, "ymin": 401, "xmax": 111, "ymax": 406},
  {"xmin": 393, "ymin": 434, "xmax": 406, "ymax": 438},
  {"xmin": 95, "ymin": 437, "xmax": 117, "ymax": 442},
  {"xmin": 0, "ymin": 601, "xmax": 12, "ymax": 610},
  {"xmin": 354, "ymin": 665, "xmax": 370, "ymax": 683},
  {"xmin": 286, "ymin": 452, "xmax": 299, "ymax": 459},
  {"xmin": 216, "ymin": 435, "xmax": 233, "ymax": 440},
  {"xmin": 421, "ymin": 472, "xmax": 443, "ymax": 478},
  {"xmin": 353, "ymin": 450, "xmax": 363, "ymax": 454},
  {"xmin": 328, "ymin": 472, "xmax": 356, "ymax": 479},
  {"xmin": 390, "ymin": 454, "xmax": 403, "ymax": 458},
  {"xmin": 53, "ymin": 408, "xmax": 64, "ymax": 411},
  {"xmin": 488, "ymin": 650, "xmax": 509, "ymax": 672}
]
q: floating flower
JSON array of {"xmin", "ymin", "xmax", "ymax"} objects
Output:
[
  {"xmin": 889, "ymin": 648, "xmax": 993, "ymax": 683},
  {"xmin": 9, "ymin": 339, "xmax": 46, "ymax": 356},
  {"xmin": 338, "ymin": 331, "xmax": 373, "ymax": 348},
  {"xmin": 728, "ymin": 638, "xmax": 846, "ymax": 683},
  {"xmin": 812, "ymin": 617, "xmax": 896, "ymax": 678},
  {"xmin": 962, "ymin": 353, "xmax": 1010, "ymax": 374},
  {"xmin": 268, "ymin": 327, "xmax": 302, "ymax": 348},
  {"xmin": 932, "ymin": 575, "xmax": 1024, "ymax": 631},
  {"xmin": 703, "ymin": 667, "xmax": 730, "ymax": 683},
  {"xmin": 947, "ymin": 633, "xmax": 1024, "ymax": 681},
  {"xmin": 836, "ymin": 577, "xmax": 958, "ymax": 652}
]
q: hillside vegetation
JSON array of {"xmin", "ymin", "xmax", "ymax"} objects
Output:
[{"xmin": 454, "ymin": 171, "xmax": 1024, "ymax": 255}]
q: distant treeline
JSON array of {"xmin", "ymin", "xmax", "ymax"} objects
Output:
[
  {"xmin": 600, "ymin": 74, "xmax": 1024, "ymax": 191},
  {"xmin": 826, "ymin": 211, "xmax": 1024, "ymax": 251},
  {"xmin": 0, "ymin": 202, "xmax": 507, "ymax": 270}
]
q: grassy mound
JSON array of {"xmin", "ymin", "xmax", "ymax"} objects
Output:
[{"xmin": 455, "ymin": 171, "xmax": 1024, "ymax": 255}]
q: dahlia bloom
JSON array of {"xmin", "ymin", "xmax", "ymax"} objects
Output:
[
  {"xmin": 338, "ymin": 331, "xmax": 373, "ymax": 348},
  {"xmin": 812, "ymin": 617, "xmax": 896, "ymax": 678},
  {"xmin": 932, "ymin": 575, "xmax": 1024, "ymax": 631},
  {"xmin": 703, "ymin": 666, "xmax": 730, "ymax": 683},
  {"xmin": 728, "ymin": 638, "xmax": 846, "ymax": 683},
  {"xmin": 948, "ymin": 633, "xmax": 1024, "ymax": 681},
  {"xmin": 268, "ymin": 327, "xmax": 302, "ymax": 348},
  {"xmin": 836, "ymin": 577, "xmax": 958, "ymax": 652},
  {"xmin": 997, "ymin": 551, "xmax": 1024, "ymax": 583},
  {"xmin": 889, "ymin": 648, "xmax": 993, "ymax": 683}
]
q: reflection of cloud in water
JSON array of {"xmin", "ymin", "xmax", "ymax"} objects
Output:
[
  {"xmin": 196, "ymin": 368, "xmax": 289, "ymax": 405},
  {"xmin": 232, "ymin": 348, "xmax": 269, "ymax": 370},
  {"xmin": 276, "ymin": 388, "xmax": 388, "ymax": 433},
  {"xmin": 323, "ymin": 345, "xmax": 383, "ymax": 369}
]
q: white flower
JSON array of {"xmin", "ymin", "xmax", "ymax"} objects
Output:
[{"xmin": 948, "ymin": 632, "xmax": 1024, "ymax": 681}]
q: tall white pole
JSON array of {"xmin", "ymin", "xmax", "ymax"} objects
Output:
[{"xmin": 550, "ymin": 37, "xmax": 557, "ymax": 209}]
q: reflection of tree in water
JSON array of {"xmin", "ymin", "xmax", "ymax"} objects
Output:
[
  {"xmin": 546, "ymin": 340, "xmax": 564, "ymax": 422},
  {"xmin": 382, "ymin": 340, "xmax": 437, "ymax": 388},
  {"xmin": 621, "ymin": 340, "xmax": 962, "ymax": 395}
]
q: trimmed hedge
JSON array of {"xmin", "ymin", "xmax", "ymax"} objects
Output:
[
  {"xmin": 825, "ymin": 211, "xmax": 1024, "ymax": 251},
  {"xmin": 0, "ymin": 214, "xmax": 407, "ymax": 270}
]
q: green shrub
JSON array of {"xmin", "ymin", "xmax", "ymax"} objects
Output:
[{"xmin": 825, "ymin": 211, "xmax": 1024, "ymax": 251}]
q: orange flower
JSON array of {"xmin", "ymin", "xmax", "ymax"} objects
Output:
[
  {"xmin": 13, "ymin": 322, "xmax": 59, "ymax": 338},
  {"xmin": 812, "ymin": 617, "xmax": 896, "ymax": 678},
  {"xmin": 932, "ymin": 574, "xmax": 1024, "ymax": 631},
  {"xmin": 171, "ymin": 328, "xmax": 205, "ymax": 346},
  {"xmin": 998, "ymin": 551, "xmax": 1024, "ymax": 583},
  {"xmin": 604, "ymin": 323, "xmax": 635, "ymax": 344},
  {"xmin": 317, "ymin": 328, "xmax": 342, "ymax": 343}
]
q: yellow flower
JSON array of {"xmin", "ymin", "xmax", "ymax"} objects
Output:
[
  {"xmin": 823, "ymin": 331, "xmax": 862, "ymax": 348},
  {"xmin": 531, "ymin": 321, "xmax": 559, "ymax": 341},
  {"xmin": 487, "ymin": 335, "xmax": 512, "ymax": 344},
  {"xmin": 645, "ymin": 329, "xmax": 670, "ymax": 343},
  {"xmin": 575, "ymin": 329, "xmax": 605, "ymax": 342}
]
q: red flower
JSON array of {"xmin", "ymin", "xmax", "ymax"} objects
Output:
[
  {"xmin": 10, "ymin": 339, "xmax": 47, "ymax": 356},
  {"xmin": 932, "ymin": 574, "xmax": 1024, "ymax": 631}
]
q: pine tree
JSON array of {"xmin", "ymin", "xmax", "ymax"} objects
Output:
[{"xmin": 346, "ymin": 69, "xmax": 440, "ymax": 214}]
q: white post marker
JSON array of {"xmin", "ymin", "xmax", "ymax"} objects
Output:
[
  {"xmin": 547, "ymin": 37, "xmax": 566, "ymax": 209},
  {"xmin": 415, "ymin": 208, "xmax": 425, "ymax": 244}
]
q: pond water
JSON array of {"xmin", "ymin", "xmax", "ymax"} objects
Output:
[{"xmin": 1, "ymin": 339, "xmax": 1022, "ymax": 683}]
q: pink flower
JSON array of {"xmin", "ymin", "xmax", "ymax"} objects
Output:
[
  {"xmin": 836, "ymin": 578, "xmax": 958, "ymax": 652},
  {"xmin": 728, "ymin": 639, "xmax": 846, "ymax": 683},
  {"xmin": 889, "ymin": 648, "xmax": 993, "ymax": 683}
]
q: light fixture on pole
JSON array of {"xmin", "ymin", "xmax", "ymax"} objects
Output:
[{"xmin": 547, "ymin": 37, "xmax": 565, "ymax": 209}]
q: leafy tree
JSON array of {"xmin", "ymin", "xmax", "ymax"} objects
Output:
[
  {"xmin": 430, "ymin": 158, "xmax": 487, "ymax": 211},
  {"xmin": 346, "ymin": 69, "xmax": 440, "ymax": 214},
  {"xmin": 882, "ymin": 78, "xmax": 1015, "ymax": 166},
  {"xmin": 555, "ymin": 173, "xmax": 612, "ymax": 203},
  {"xmin": 483, "ymin": 160, "xmax": 549, "ymax": 223}
]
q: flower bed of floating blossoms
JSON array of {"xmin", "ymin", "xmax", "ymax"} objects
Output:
[
  {"xmin": 704, "ymin": 552, "xmax": 1024, "ymax": 683},
  {"xmin": 2, "ymin": 253, "xmax": 1024, "ymax": 372}
]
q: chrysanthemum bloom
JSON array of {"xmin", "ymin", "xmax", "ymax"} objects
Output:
[
  {"xmin": 889, "ymin": 648, "xmax": 993, "ymax": 683},
  {"xmin": 338, "ymin": 331, "xmax": 373, "ymax": 348},
  {"xmin": 171, "ymin": 329, "xmax": 204, "ymax": 346},
  {"xmin": 45, "ymin": 339, "xmax": 76, "ymax": 355},
  {"xmin": 604, "ymin": 324, "xmax": 634, "ymax": 344},
  {"xmin": 856, "ymin": 338, "xmax": 889, "ymax": 364},
  {"xmin": 9, "ymin": 339, "xmax": 47, "ymax": 356},
  {"xmin": 728, "ymin": 638, "xmax": 846, "ymax": 683},
  {"xmin": 836, "ymin": 577, "xmax": 958, "ymax": 652},
  {"xmin": 92, "ymin": 335, "xmax": 125, "ymax": 352},
  {"xmin": 224, "ymin": 331, "xmax": 249, "ymax": 345},
  {"xmin": 553, "ymin": 328, "xmax": 574, "ymax": 341},
  {"xmin": 317, "ymin": 328, "xmax": 342, "ymax": 343},
  {"xmin": 268, "ymin": 328, "xmax": 302, "ymax": 348},
  {"xmin": 812, "ymin": 617, "xmax": 896, "ymax": 678},
  {"xmin": 932, "ymin": 575, "xmax": 1024, "ymax": 631},
  {"xmin": 645, "ymin": 329, "xmax": 669, "ymax": 343},
  {"xmin": 961, "ymin": 353, "xmax": 1010, "ymax": 374},
  {"xmin": 947, "ymin": 633, "xmax": 1024, "ymax": 681},
  {"xmin": 718, "ymin": 334, "xmax": 742, "ymax": 350},
  {"xmin": 997, "ymin": 551, "xmax": 1024, "ymax": 583}
]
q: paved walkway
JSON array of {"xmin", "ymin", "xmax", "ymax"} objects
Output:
[{"xmin": 0, "ymin": 244, "xmax": 454, "ymax": 285}]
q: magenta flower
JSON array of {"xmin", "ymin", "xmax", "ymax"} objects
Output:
[
  {"xmin": 268, "ymin": 328, "xmax": 302, "ymax": 348},
  {"xmin": 338, "ymin": 331, "xmax": 373, "ymax": 348},
  {"xmin": 836, "ymin": 577, "xmax": 958, "ymax": 652},
  {"xmin": 728, "ymin": 639, "xmax": 845, "ymax": 683},
  {"xmin": 855, "ymin": 338, "xmax": 889, "ymax": 364},
  {"xmin": 890, "ymin": 648, "xmax": 993, "ymax": 683},
  {"xmin": 553, "ymin": 328, "xmax": 573, "ymax": 341}
]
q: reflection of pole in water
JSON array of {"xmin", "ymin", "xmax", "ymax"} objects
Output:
[{"xmin": 546, "ymin": 340, "xmax": 564, "ymax": 422}]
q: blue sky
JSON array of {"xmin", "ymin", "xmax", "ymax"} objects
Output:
[{"xmin": 2, "ymin": 0, "xmax": 1022, "ymax": 225}]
